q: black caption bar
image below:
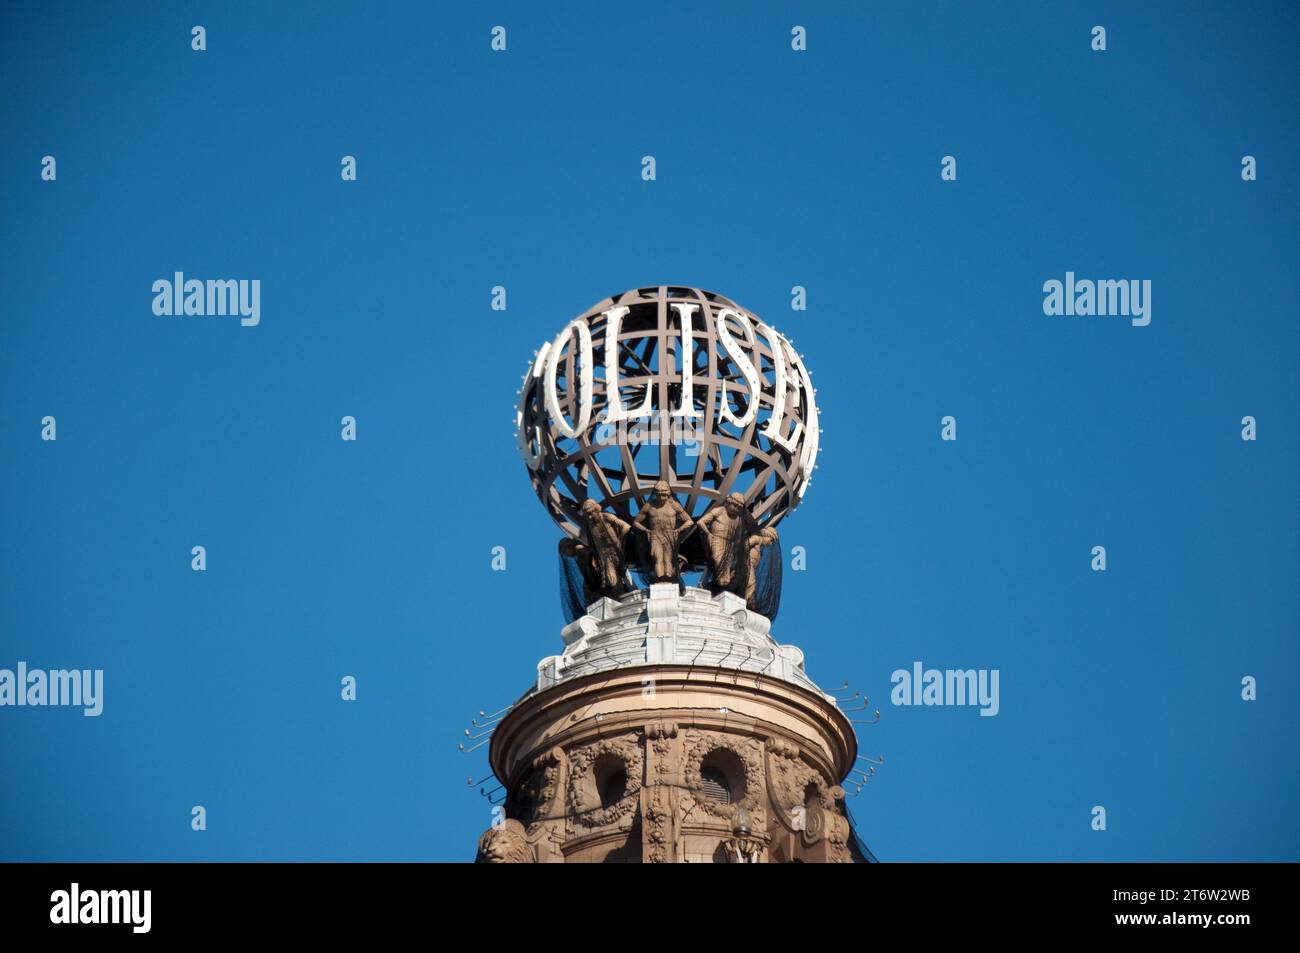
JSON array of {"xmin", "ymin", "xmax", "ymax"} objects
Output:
[{"xmin": 0, "ymin": 862, "xmax": 1282, "ymax": 939}]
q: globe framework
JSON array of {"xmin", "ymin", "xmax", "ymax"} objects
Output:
[{"xmin": 516, "ymin": 285, "xmax": 820, "ymax": 537}]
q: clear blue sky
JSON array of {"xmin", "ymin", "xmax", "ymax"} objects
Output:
[{"xmin": 2, "ymin": 1, "xmax": 1297, "ymax": 861}]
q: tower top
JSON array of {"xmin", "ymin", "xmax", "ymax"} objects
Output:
[{"xmin": 473, "ymin": 286, "xmax": 871, "ymax": 862}]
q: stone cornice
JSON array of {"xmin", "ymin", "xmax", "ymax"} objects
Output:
[{"xmin": 490, "ymin": 663, "xmax": 857, "ymax": 788}]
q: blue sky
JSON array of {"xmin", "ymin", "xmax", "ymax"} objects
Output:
[{"xmin": 1, "ymin": 1, "xmax": 1297, "ymax": 861}]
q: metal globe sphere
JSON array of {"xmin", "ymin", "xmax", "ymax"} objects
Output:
[{"xmin": 517, "ymin": 285, "xmax": 820, "ymax": 537}]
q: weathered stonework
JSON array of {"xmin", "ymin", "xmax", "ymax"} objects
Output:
[{"xmin": 475, "ymin": 589, "xmax": 864, "ymax": 863}]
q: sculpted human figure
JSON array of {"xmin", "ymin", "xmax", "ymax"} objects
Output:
[
  {"xmin": 698, "ymin": 492, "xmax": 759, "ymax": 595},
  {"xmin": 744, "ymin": 526, "xmax": 779, "ymax": 607},
  {"xmin": 559, "ymin": 501, "xmax": 631, "ymax": 604},
  {"xmin": 577, "ymin": 499, "xmax": 630, "ymax": 595},
  {"xmin": 633, "ymin": 480, "xmax": 694, "ymax": 582}
]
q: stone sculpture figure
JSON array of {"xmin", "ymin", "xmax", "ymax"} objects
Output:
[
  {"xmin": 698, "ymin": 492, "xmax": 761, "ymax": 595},
  {"xmin": 633, "ymin": 480, "xmax": 694, "ymax": 582},
  {"xmin": 475, "ymin": 818, "xmax": 532, "ymax": 863},
  {"xmin": 562, "ymin": 499, "xmax": 631, "ymax": 601},
  {"xmin": 744, "ymin": 526, "xmax": 779, "ymax": 607}
]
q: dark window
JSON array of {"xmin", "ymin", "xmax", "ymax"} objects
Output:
[
  {"xmin": 597, "ymin": 759, "xmax": 628, "ymax": 808},
  {"xmin": 698, "ymin": 748, "xmax": 746, "ymax": 804},
  {"xmin": 700, "ymin": 766, "xmax": 732, "ymax": 804}
]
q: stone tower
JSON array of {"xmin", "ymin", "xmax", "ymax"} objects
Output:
[
  {"xmin": 475, "ymin": 584, "xmax": 866, "ymax": 863},
  {"xmin": 475, "ymin": 286, "xmax": 870, "ymax": 863}
]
